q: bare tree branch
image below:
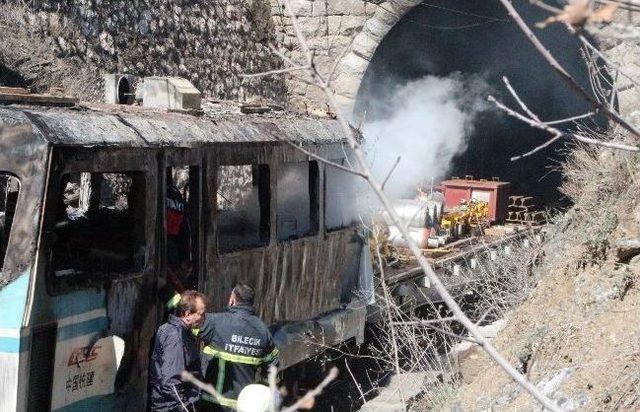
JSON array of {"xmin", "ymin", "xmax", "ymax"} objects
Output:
[
  {"xmin": 268, "ymin": 366, "xmax": 279, "ymax": 412},
  {"xmin": 275, "ymin": 137, "xmax": 368, "ymax": 178},
  {"xmin": 265, "ymin": 0, "xmax": 566, "ymax": 410},
  {"xmin": 381, "ymin": 155, "xmax": 401, "ymax": 191},
  {"xmin": 488, "ymin": 95, "xmax": 639, "ymax": 155},
  {"xmin": 281, "ymin": 367, "xmax": 339, "ymax": 412},
  {"xmin": 390, "ymin": 316, "xmax": 457, "ymax": 326},
  {"xmin": 503, "ymin": 75, "xmax": 597, "ymax": 125},
  {"xmin": 503, "ymin": 76, "xmax": 541, "ymax": 122},
  {"xmin": 181, "ymin": 371, "xmax": 222, "ymax": 403},
  {"xmin": 544, "ymin": 111, "xmax": 598, "ymax": 125},
  {"xmin": 511, "ymin": 133, "xmax": 564, "ymax": 161},
  {"xmin": 376, "ymin": 246, "xmax": 404, "ymax": 378},
  {"xmin": 498, "ymin": 0, "xmax": 640, "ymax": 139},
  {"xmin": 577, "ymin": 33, "xmax": 640, "ymax": 90},
  {"xmin": 344, "ymin": 358, "xmax": 367, "ymax": 403}
]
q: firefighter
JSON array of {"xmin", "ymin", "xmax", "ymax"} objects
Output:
[
  {"xmin": 163, "ymin": 171, "xmax": 194, "ymax": 313},
  {"xmin": 196, "ymin": 283, "xmax": 279, "ymax": 411}
]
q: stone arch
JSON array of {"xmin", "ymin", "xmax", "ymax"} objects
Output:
[
  {"xmin": 329, "ymin": 0, "xmax": 423, "ymax": 113},
  {"xmin": 271, "ymin": 0, "xmax": 422, "ymax": 114}
]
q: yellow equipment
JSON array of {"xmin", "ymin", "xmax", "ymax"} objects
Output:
[{"xmin": 441, "ymin": 200, "xmax": 489, "ymax": 235}]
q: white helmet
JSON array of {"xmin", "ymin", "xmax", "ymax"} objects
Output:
[{"xmin": 237, "ymin": 384, "xmax": 274, "ymax": 412}]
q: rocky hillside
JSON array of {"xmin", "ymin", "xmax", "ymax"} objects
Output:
[{"xmin": 447, "ymin": 143, "xmax": 640, "ymax": 411}]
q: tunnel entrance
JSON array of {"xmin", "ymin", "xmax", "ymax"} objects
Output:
[{"xmin": 355, "ymin": 0, "xmax": 602, "ymax": 208}]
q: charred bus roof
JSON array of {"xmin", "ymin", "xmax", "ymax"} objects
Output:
[{"xmin": 0, "ymin": 100, "xmax": 348, "ymax": 148}]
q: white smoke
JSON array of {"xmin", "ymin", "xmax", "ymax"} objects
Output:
[{"xmin": 363, "ymin": 74, "xmax": 491, "ymax": 198}]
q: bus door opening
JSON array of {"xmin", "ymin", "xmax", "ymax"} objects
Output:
[{"xmin": 165, "ymin": 166, "xmax": 199, "ymax": 297}]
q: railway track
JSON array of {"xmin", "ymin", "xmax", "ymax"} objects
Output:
[{"xmin": 372, "ymin": 224, "xmax": 546, "ymax": 313}]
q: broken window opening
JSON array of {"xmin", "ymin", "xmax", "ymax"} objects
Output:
[
  {"xmin": 165, "ymin": 166, "xmax": 198, "ymax": 290},
  {"xmin": 277, "ymin": 161, "xmax": 319, "ymax": 241},
  {"xmin": 217, "ymin": 164, "xmax": 270, "ymax": 253},
  {"xmin": 325, "ymin": 160, "xmax": 361, "ymax": 232},
  {"xmin": 50, "ymin": 172, "xmax": 146, "ymax": 285},
  {"xmin": 0, "ymin": 174, "xmax": 20, "ymax": 270}
]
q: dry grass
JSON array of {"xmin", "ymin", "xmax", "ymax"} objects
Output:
[{"xmin": 461, "ymin": 231, "xmax": 545, "ymax": 321}]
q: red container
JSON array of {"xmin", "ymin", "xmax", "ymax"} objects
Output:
[{"xmin": 440, "ymin": 178, "xmax": 510, "ymax": 223}]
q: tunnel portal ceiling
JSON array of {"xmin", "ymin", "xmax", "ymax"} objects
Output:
[{"xmin": 356, "ymin": 0, "xmax": 605, "ymax": 206}]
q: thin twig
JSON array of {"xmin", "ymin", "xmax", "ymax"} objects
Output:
[
  {"xmin": 344, "ymin": 358, "xmax": 367, "ymax": 403},
  {"xmin": 577, "ymin": 32, "xmax": 640, "ymax": 90},
  {"xmin": 281, "ymin": 367, "xmax": 339, "ymax": 412},
  {"xmin": 503, "ymin": 76, "xmax": 540, "ymax": 122},
  {"xmin": 381, "ymin": 156, "xmax": 401, "ymax": 191},
  {"xmin": 269, "ymin": 44, "xmax": 299, "ymax": 68},
  {"xmin": 376, "ymin": 246, "xmax": 403, "ymax": 378},
  {"xmin": 390, "ymin": 316, "xmax": 457, "ymax": 326},
  {"xmin": 475, "ymin": 308, "xmax": 493, "ymax": 326},
  {"xmin": 276, "ymin": 137, "xmax": 368, "ymax": 178},
  {"xmin": 181, "ymin": 371, "xmax": 222, "ymax": 403},
  {"xmin": 172, "ymin": 384, "xmax": 190, "ymax": 412},
  {"xmin": 544, "ymin": 111, "xmax": 597, "ymax": 125},
  {"xmin": 268, "ymin": 366, "xmax": 279, "ymax": 412},
  {"xmin": 498, "ymin": 0, "xmax": 640, "ymax": 139},
  {"xmin": 610, "ymin": 70, "xmax": 619, "ymax": 109},
  {"xmin": 510, "ymin": 133, "xmax": 563, "ymax": 161},
  {"xmin": 489, "ymin": 95, "xmax": 639, "ymax": 153}
]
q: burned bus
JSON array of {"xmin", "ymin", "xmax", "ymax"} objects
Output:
[{"xmin": 0, "ymin": 98, "xmax": 367, "ymax": 411}]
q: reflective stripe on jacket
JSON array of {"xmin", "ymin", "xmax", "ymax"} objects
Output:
[{"xmin": 196, "ymin": 305, "xmax": 279, "ymax": 407}]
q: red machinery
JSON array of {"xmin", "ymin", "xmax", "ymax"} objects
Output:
[{"xmin": 440, "ymin": 178, "xmax": 510, "ymax": 223}]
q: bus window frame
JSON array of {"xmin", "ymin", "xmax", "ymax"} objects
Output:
[
  {"xmin": 214, "ymin": 162, "xmax": 271, "ymax": 255},
  {"xmin": 276, "ymin": 160, "xmax": 320, "ymax": 242},
  {"xmin": 43, "ymin": 147, "xmax": 156, "ymax": 296},
  {"xmin": 323, "ymin": 158, "xmax": 360, "ymax": 233}
]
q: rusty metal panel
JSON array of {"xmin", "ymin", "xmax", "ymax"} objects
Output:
[
  {"xmin": 0, "ymin": 105, "xmax": 348, "ymax": 148},
  {"xmin": 0, "ymin": 124, "xmax": 48, "ymax": 287},
  {"xmin": 207, "ymin": 229, "xmax": 361, "ymax": 324},
  {"xmin": 25, "ymin": 109, "xmax": 146, "ymax": 147}
]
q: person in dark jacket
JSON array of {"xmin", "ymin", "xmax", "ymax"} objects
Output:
[
  {"xmin": 197, "ymin": 283, "xmax": 279, "ymax": 411},
  {"xmin": 150, "ymin": 290, "xmax": 207, "ymax": 411}
]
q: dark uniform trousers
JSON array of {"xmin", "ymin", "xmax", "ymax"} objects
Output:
[{"xmin": 195, "ymin": 305, "xmax": 279, "ymax": 411}]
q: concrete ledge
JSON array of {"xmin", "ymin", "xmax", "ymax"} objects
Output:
[{"xmin": 142, "ymin": 76, "xmax": 201, "ymax": 111}]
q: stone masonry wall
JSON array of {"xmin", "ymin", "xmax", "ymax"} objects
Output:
[
  {"xmin": 19, "ymin": 0, "xmax": 287, "ymax": 103},
  {"xmin": 272, "ymin": 0, "xmax": 640, "ymax": 118},
  {"xmin": 270, "ymin": 0, "xmax": 421, "ymax": 115},
  {"xmin": 2, "ymin": 0, "xmax": 638, "ymax": 118}
]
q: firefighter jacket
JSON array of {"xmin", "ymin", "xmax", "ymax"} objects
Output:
[
  {"xmin": 196, "ymin": 305, "xmax": 279, "ymax": 409},
  {"xmin": 149, "ymin": 314, "xmax": 202, "ymax": 411}
]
